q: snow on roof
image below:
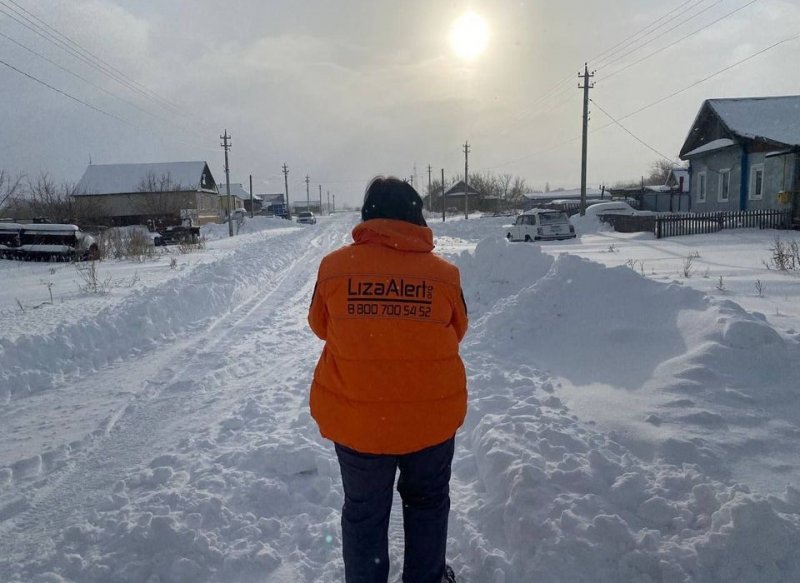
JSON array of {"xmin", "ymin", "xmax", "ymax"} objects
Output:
[
  {"xmin": 76, "ymin": 162, "xmax": 216, "ymax": 196},
  {"xmin": 444, "ymin": 180, "xmax": 481, "ymax": 196},
  {"xmin": 218, "ymin": 183, "xmax": 252, "ymax": 200},
  {"xmin": 667, "ymin": 168, "xmax": 690, "ymax": 193},
  {"xmin": 683, "ymin": 138, "xmax": 736, "ymax": 158},
  {"xmin": 20, "ymin": 224, "xmax": 80, "ymax": 232},
  {"xmin": 709, "ymin": 96, "xmax": 800, "ymax": 147},
  {"xmin": 523, "ymin": 188, "xmax": 604, "ymax": 199},
  {"xmin": 260, "ymin": 193, "xmax": 285, "ymax": 204}
]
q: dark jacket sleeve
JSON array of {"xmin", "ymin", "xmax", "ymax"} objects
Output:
[
  {"xmin": 450, "ymin": 273, "xmax": 468, "ymax": 342},
  {"xmin": 308, "ymin": 266, "xmax": 328, "ymax": 340}
]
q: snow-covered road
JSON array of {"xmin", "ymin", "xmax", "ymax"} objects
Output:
[
  {"xmin": 3, "ymin": 214, "xmax": 800, "ymax": 582},
  {"xmin": 1, "ymin": 217, "xmax": 351, "ymax": 581}
]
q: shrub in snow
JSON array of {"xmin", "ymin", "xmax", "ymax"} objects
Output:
[{"xmin": 765, "ymin": 237, "xmax": 800, "ymax": 271}]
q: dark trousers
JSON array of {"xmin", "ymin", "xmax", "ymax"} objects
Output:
[{"xmin": 335, "ymin": 437, "xmax": 455, "ymax": 583}]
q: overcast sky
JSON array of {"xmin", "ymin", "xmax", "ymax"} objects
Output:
[{"xmin": 1, "ymin": 0, "xmax": 799, "ymax": 204}]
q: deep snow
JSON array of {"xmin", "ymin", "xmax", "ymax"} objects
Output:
[{"xmin": 1, "ymin": 213, "xmax": 800, "ymax": 582}]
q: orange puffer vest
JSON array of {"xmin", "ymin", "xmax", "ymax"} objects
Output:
[{"xmin": 308, "ymin": 219, "xmax": 468, "ymax": 454}]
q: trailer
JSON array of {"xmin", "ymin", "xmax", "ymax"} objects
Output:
[{"xmin": 0, "ymin": 223, "xmax": 99, "ymax": 261}]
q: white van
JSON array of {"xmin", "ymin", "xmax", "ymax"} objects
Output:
[{"xmin": 506, "ymin": 209, "xmax": 576, "ymax": 242}]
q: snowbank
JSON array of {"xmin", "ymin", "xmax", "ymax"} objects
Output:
[
  {"xmin": 447, "ymin": 236, "xmax": 800, "ymax": 582},
  {"xmin": 201, "ymin": 216, "xmax": 295, "ymax": 241}
]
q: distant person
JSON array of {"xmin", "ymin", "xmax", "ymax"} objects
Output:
[{"xmin": 308, "ymin": 176, "xmax": 468, "ymax": 583}]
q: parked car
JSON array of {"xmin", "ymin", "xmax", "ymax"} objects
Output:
[
  {"xmin": 506, "ymin": 209, "xmax": 576, "ymax": 242},
  {"xmin": 585, "ymin": 201, "xmax": 655, "ymax": 217},
  {"xmin": 297, "ymin": 211, "xmax": 317, "ymax": 225}
]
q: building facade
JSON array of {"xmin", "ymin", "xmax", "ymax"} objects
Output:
[
  {"xmin": 75, "ymin": 161, "xmax": 221, "ymax": 226},
  {"xmin": 679, "ymin": 96, "xmax": 800, "ymax": 222}
]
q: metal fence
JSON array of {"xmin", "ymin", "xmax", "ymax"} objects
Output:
[{"xmin": 654, "ymin": 209, "xmax": 793, "ymax": 239}]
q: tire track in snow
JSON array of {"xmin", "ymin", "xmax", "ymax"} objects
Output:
[{"xmin": 0, "ymin": 218, "xmax": 353, "ymax": 571}]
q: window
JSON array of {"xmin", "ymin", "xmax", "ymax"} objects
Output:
[
  {"xmin": 539, "ymin": 212, "xmax": 569, "ymax": 224},
  {"xmin": 697, "ymin": 172, "xmax": 707, "ymax": 203},
  {"xmin": 749, "ymin": 164, "xmax": 764, "ymax": 200},
  {"xmin": 718, "ymin": 169, "xmax": 730, "ymax": 203}
]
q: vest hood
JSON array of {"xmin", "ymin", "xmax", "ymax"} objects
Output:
[{"xmin": 352, "ymin": 219, "xmax": 434, "ymax": 253}]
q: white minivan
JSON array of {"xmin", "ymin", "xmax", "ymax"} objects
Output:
[{"xmin": 506, "ymin": 209, "xmax": 576, "ymax": 242}]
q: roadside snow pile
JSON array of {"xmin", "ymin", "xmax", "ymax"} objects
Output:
[
  {"xmin": 456, "ymin": 366, "xmax": 800, "ymax": 582},
  {"xmin": 570, "ymin": 211, "xmax": 611, "ymax": 235},
  {"xmin": 447, "ymin": 237, "xmax": 800, "ymax": 582},
  {"xmin": 201, "ymin": 216, "xmax": 294, "ymax": 241},
  {"xmin": 0, "ymin": 228, "xmax": 302, "ymax": 404},
  {"xmin": 454, "ymin": 236, "xmax": 553, "ymax": 317},
  {"xmin": 431, "ymin": 216, "xmax": 510, "ymax": 252}
]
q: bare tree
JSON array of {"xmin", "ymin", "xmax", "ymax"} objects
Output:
[
  {"xmin": 647, "ymin": 159, "xmax": 674, "ymax": 185},
  {"xmin": 136, "ymin": 172, "xmax": 184, "ymax": 218},
  {"xmin": 0, "ymin": 170, "xmax": 24, "ymax": 215},
  {"xmin": 2, "ymin": 173, "xmax": 81, "ymax": 222},
  {"xmin": 509, "ymin": 176, "xmax": 530, "ymax": 204},
  {"xmin": 613, "ymin": 159, "xmax": 675, "ymax": 189}
]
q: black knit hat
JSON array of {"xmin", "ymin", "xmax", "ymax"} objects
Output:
[{"xmin": 361, "ymin": 176, "xmax": 427, "ymax": 227}]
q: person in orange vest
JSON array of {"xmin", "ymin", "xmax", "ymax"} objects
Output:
[{"xmin": 308, "ymin": 176, "xmax": 468, "ymax": 583}]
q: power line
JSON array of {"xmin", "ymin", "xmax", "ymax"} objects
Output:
[
  {"xmin": 0, "ymin": 56, "xmax": 128, "ymax": 123},
  {"xmin": 0, "ymin": 43, "xmax": 218, "ymax": 154},
  {"xmin": 590, "ymin": 99, "xmax": 676, "ymax": 162},
  {"xmin": 0, "ymin": 29, "xmax": 172, "ymax": 125},
  {"xmin": 601, "ymin": 0, "xmax": 760, "ymax": 81},
  {"xmin": 0, "ymin": 4, "xmax": 155, "ymax": 106},
  {"xmin": 479, "ymin": 31, "xmax": 800, "ymax": 172},
  {"xmin": 1, "ymin": 0, "xmax": 186, "ymax": 117},
  {"xmin": 0, "ymin": 1, "xmax": 203, "ymax": 131},
  {"xmin": 0, "ymin": 28, "xmax": 219, "ymax": 151},
  {"xmin": 597, "ymin": 31, "xmax": 800, "ymax": 129},
  {"xmin": 596, "ymin": 0, "xmax": 726, "ymax": 71},
  {"xmin": 588, "ymin": 0, "xmax": 696, "ymax": 65},
  {"xmin": 497, "ymin": 0, "xmax": 720, "ymax": 134}
]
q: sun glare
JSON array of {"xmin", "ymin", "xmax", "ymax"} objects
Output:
[{"xmin": 449, "ymin": 12, "xmax": 489, "ymax": 61}]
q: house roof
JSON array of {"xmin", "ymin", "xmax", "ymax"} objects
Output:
[
  {"xmin": 218, "ymin": 183, "xmax": 257, "ymax": 201},
  {"xmin": 683, "ymin": 138, "xmax": 736, "ymax": 158},
  {"xmin": 709, "ymin": 96, "xmax": 800, "ymax": 147},
  {"xmin": 444, "ymin": 180, "xmax": 481, "ymax": 196},
  {"xmin": 260, "ymin": 193, "xmax": 285, "ymax": 204},
  {"xmin": 76, "ymin": 161, "xmax": 218, "ymax": 195},
  {"xmin": 523, "ymin": 187, "xmax": 605, "ymax": 199},
  {"xmin": 680, "ymin": 96, "xmax": 800, "ymax": 158}
]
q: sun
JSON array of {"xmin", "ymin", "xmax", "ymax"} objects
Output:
[{"xmin": 449, "ymin": 12, "xmax": 489, "ymax": 61}]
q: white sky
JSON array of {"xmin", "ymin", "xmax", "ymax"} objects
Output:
[{"xmin": 1, "ymin": 0, "xmax": 799, "ymax": 205}]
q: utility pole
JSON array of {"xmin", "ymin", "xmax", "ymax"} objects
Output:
[
  {"xmin": 332, "ymin": 193, "xmax": 336, "ymax": 214},
  {"xmin": 282, "ymin": 163, "xmax": 290, "ymax": 219},
  {"xmin": 463, "ymin": 141, "xmax": 470, "ymax": 219},
  {"xmin": 221, "ymin": 130, "xmax": 233, "ymax": 237},
  {"xmin": 427, "ymin": 164, "xmax": 432, "ymax": 213},
  {"xmin": 249, "ymin": 174, "xmax": 254, "ymax": 219},
  {"xmin": 579, "ymin": 63, "xmax": 595, "ymax": 216},
  {"xmin": 318, "ymin": 184, "xmax": 322, "ymax": 215},
  {"xmin": 305, "ymin": 175, "xmax": 310, "ymax": 212},
  {"xmin": 327, "ymin": 190, "xmax": 330, "ymax": 215},
  {"xmin": 441, "ymin": 168, "xmax": 446, "ymax": 223}
]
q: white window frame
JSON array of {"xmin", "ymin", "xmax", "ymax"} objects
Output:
[
  {"xmin": 718, "ymin": 169, "xmax": 731, "ymax": 203},
  {"xmin": 697, "ymin": 172, "xmax": 707, "ymax": 203},
  {"xmin": 749, "ymin": 164, "xmax": 764, "ymax": 201}
]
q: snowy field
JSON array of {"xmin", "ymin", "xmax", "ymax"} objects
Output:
[{"xmin": 1, "ymin": 212, "xmax": 800, "ymax": 582}]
